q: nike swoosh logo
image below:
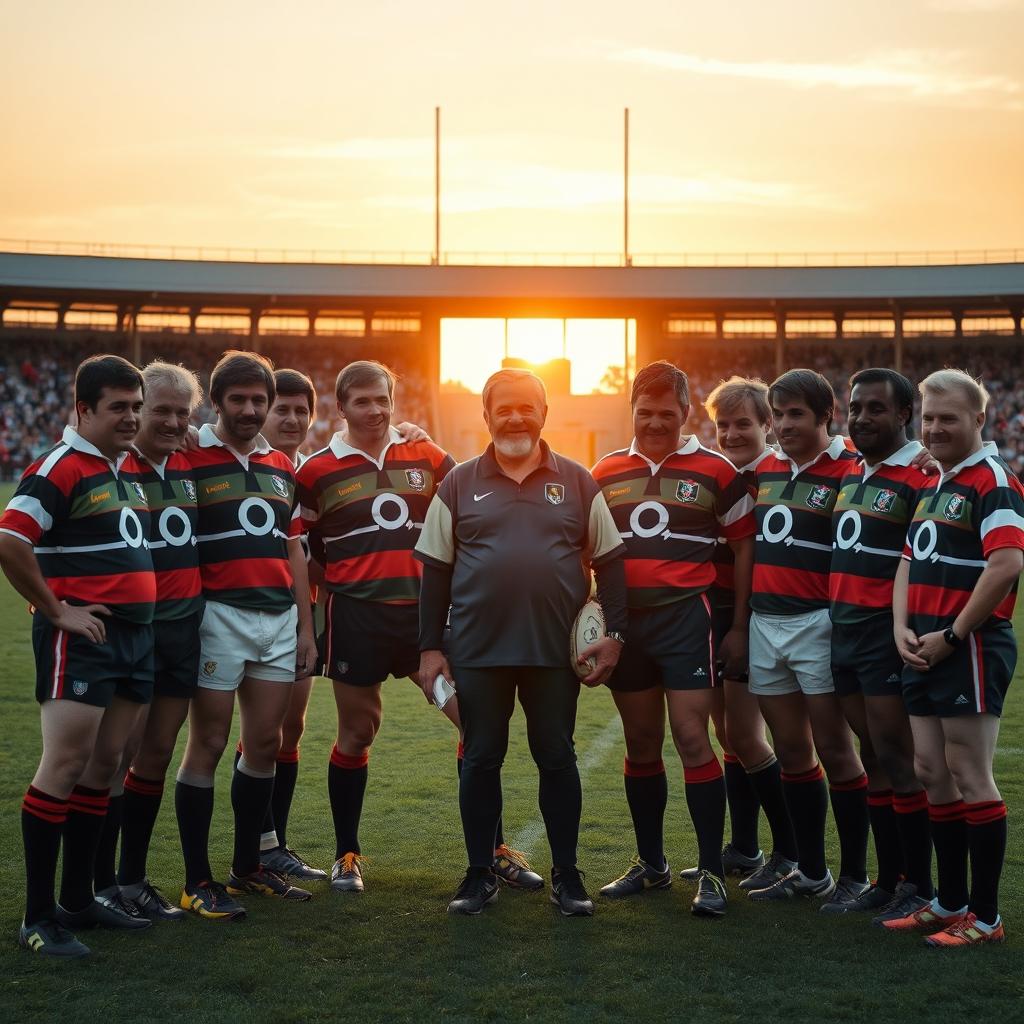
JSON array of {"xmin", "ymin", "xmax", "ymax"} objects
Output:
[{"xmin": 473, "ymin": 492, "xmax": 493, "ymax": 502}]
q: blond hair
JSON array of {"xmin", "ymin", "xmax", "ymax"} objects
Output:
[
  {"xmin": 704, "ymin": 376, "xmax": 771, "ymax": 424},
  {"xmin": 142, "ymin": 360, "xmax": 203, "ymax": 411},
  {"xmin": 919, "ymin": 368, "xmax": 988, "ymax": 414}
]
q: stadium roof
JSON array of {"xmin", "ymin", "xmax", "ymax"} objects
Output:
[{"xmin": 2, "ymin": 253, "xmax": 1024, "ymax": 315}]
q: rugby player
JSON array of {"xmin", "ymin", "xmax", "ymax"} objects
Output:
[
  {"xmin": 677, "ymin": 376, "xmax": 800, "ymax": 893},
  {"xmin": 416, "ymin": 368, "xmax": 627, "ymax": 917},
  {"xmin": 746, "ymin": 369, "xmax": 868, "ymax": 903},
  {"xmin": 176, "ymin": 351, "xmax": 317, "ymax": 920},
  {"xmin": 591, "ymin": 362, "xmax": 755, "ymax": 917},
  {"xmin": 887, "ymin": 369, "xmax": 1024, "ymax": 946},
  {"xmin": 827, "ymin": 369, "xmax": 934, "ymax": 916},
  {"xmin": 1, "ymin": 355, "xmax": 155, "ymax": 957}
]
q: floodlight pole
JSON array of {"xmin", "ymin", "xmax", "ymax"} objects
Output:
[
  {"xmin": 433, "ymin": 106, "xmax": 441, "ymax": 266},
  {"xmin": 623, "ymin": 107, "xmax": 631, "ymax": 268}
]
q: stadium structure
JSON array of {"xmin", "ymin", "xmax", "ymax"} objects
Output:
[{"xmin": 1, "ymin": 247, "xmax": 1023, "ymax": 472}]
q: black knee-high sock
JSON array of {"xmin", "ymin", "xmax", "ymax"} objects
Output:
[
  {"xmin": 231, "ymin": 759, "xmax": 275, "ymax": 877},
  {"xmin": 684, "ymin": 757, "xmax": 726, "ymax": 878},
  {"xmin": 747, "ymin": 758, "xmax": 798, "ymax": 861},
  {"xmin": 175, "ymin": 776, "xmax": 215, "ymax": 887},
  {"xmin": 624, "ymin": 758, "xmax": 668, "ymax": 868},
  {"xmin": 93, "ymin": 793, "xmax": 124, "ymax": 892},
  {"xmin": 539, "ymin": 765, "xmax": 583, "ymax": 869},
  {"xmin": 59, "ymin": 785, "xmax": 110, "ymax": 911},
  {"xmin": 893, "ymin": 789, "xmax": 933, "ymax": 898},
  {"xmin": 22, "ymin": 787, "xmax": 68, "ymax": 926},
  {"xmin": 866, "ymin": 789, "xmax": 903, "ymax": 892},
  {"xmin": 929, "ymin": 799, "xmax": 969, "ymax": 911},
  {"xmin": 829, "ymin": 772, "xmax": 869, "ymax": 882},
  {"xmin": 781, "ymin": 765, "xmax": 829, "ymax": 880},
  {"xmin": 965, "ymin": 800, "xmax": 1007, "ymax": 925},
  {"xmin": 723, "ymin": 754, "xmax": 760, "ymax": 858},
  {"xmin": 270, "ymin": 752, "xmax": 300, "ymax": 849},
  {"xmin": 458, "ymin": 757, "xmax": 502, "ymax": 868},
  {"xmin": 328, "ymin": 746, "xmax": 368, "ymax": 858},
  {"xmin": 118, "ymin": 770, "xmax": 165, "ymax": 886},
  {"xmin": 459, "ymin": 742, "xmax": 505, "ymax": 852}
]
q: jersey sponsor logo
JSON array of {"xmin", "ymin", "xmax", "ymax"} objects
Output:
[
  {"xmin": 270, "ymin": 475, "xmax": 290, "ymax": 498},
  {"xmin": 337, "ymin": 481, "xmax": 362, "ymax": 498},
  {"xmin": 131, "ymin": 481, "xmax": 146, "ymax": 502},
  {"xmin": 806, "ymin": 484, "xmax": 833, "ymax": 510},
  {"xmin": 944, "ymin": 494, "xmax": 965, "ymax": 521},
  {"xmin": 545, "ymin": 483, "xmax": 565, "ymax": 505},
  {"xmin": 405, "ymin": 468, "xmax": 426, "ymax": 491},
  {"xmin": 91, "ymin": 490, "xmax": 112, "ymax": 504},
  {"xmin": 872, "ymin": 489, "xmax": 897, "ymax": 514},
  {"xmin": 676, "ymin": 479, "xmax": 699, "ymax": 503},
  {"xmin": 205, "ymin": 481, "xmax": 231, "ymax": 495},
  {"xmin": 72, "ymin": 679, "xmax": 88, "ymax": 696},
  {"xmin": 202, "ymin": 660, "xmax": 217, "ymax": 676},
  {"xmin": 473, "ymin": 491, "xmax": 493, "ymax": 502},
  {"xmin": 183, "ymin": 478, "xmax": 197, "ymax": 502},
  {"xmin": 607, "ymin": 485, "xmax": 631, "ymax": 498}
]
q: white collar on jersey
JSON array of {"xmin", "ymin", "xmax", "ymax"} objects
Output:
[
  {"xmin": 776, "ymin": 434, "xmax": 847, "ymax": 479},
  {"xmin": 62, "ymin": 425, "xmax": 131, "ymax": 473},
  {"xmin": 131, "ymin": 445, "xmax": 170, "ymax": 478},
  {"xmin": 937, "ymin": 441, "xmax": 999, "ymax": 487},
  {"xmin": 329, "ymin": 426, "xmax": 404, "ymax": 470},
  {"xmin": 861, "ymin": 439, "xmax": 924, "ymax": 481},
  {"xmin": 197, "ymin": 422, "xmax": 272, "ymax": 457},
  {"xmin": 735, "ymin": 446, "xmax": 776, "ymax": 474},
  {"xmin": 627, "ymin": 434, "xmax": 699, "ymax": 474}
]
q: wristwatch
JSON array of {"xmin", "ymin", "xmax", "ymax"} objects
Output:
[
  {"xmin": 606, "ymin": 631, "xmax": 626, "ymax": 646},
  {"xmin": 942, "ymin": 626, "xmax": 961, "ymax": 648}
]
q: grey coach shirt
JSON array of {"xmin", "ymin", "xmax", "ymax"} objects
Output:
[{"xmin": 415, "ymin": 442, "xmax": 624, "ymax": 668}]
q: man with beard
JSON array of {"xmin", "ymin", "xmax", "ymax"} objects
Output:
[
  {"xmin": 888, "ymin": 369, "xmax": 1024, "ymax": 946},
  {"xmin": 176, "ymin": 351, "xmax": 318, "ymax": 920},
  {"xmin": 826, "ymin": 368, "xmax": 934, "ymax": 917},
  {"xmin": 416, "ymin": 368, "xmax": 627, "ymax": 916}
]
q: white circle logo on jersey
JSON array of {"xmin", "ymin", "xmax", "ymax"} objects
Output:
[
  {"xmin": 911, "ymin": 519, "xmax": 938, "ymax": 561},
  {"xmin": 834, "ymin": 509, "xmax": 862, "ymax": 550},
  {"xmin": 238, "ymin": 497, "xmax": 276, "ymax": 536},
  {"xmin": 119, "ymin": 507, "xmax": 145, "ymax": 548},
  {"xmin": 371, "ymin": 493, "xmax": 410, "ymax": 531},
  {"xmin": 761, "ymin": 504, "xmax": 794, "ymax": 545},
  {"xmin": 157, "ymin": 506, "xmax": 193, "ymax": 547},
  {"xmin": 629, "ymin": 500, "xmax": 669, "ymax": 538}
]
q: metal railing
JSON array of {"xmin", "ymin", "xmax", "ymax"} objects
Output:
[{"xmin": 1, "ymin": 238, "xmax": 1022, "ymax": 268}]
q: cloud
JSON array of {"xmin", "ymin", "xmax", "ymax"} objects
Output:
[{"xmin": 611, "ymin": 47, "xmax": 1022, "ymax": 108}]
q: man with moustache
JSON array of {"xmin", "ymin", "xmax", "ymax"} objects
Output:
[
  {"xmin": 889, "ymin": 369, "xmax": 1024, "ymax": 946},
  {"xmin": 416, "ymin": 367, "xmax": 627, "ymax": 916},
  {"xmin": 176, "ymin": 351, "xmax": 318, "ymax": 920}
]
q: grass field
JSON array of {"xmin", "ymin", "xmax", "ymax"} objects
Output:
[{"xmin": 0, "ymin": 483, "xmax": 1022, "ymax": 1023}]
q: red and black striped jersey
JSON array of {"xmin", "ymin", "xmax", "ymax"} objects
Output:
[
  {"xmin": 710, "ymin": 447, "xmax": 774, "ymax": 610},
  {"xmin": 903, "ymin": 442, "xmax": 1024, "ymax": 634},
  {"xmin": 186, "ymin": 424, "xmax": 301, "ymax": 612},
  {"xmin": 829, "ymin": 440, "xmax": 931, "ymax": 625},
  {"xmin": 752, "ymin": 435, "xmax": 858, "ymax": 616},
  {"xmin": 135, "ymin": 449, "xmax": 202, "ymax": 622},
  {"xmin": 0, "ymin": 426, "xmax": 156, "ymax": 623},
  {"xmin": 592, "ymin": 436, "xmax": 755, "ymax": 609},
  {"xmin": 297, "ymin": 428, "xmax": 455, "ymax": 605}
]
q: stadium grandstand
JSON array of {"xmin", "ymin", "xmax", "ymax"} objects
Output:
[{"xmin": 1, "ymin": 248, "xmax": 1023, "ymax": 478}]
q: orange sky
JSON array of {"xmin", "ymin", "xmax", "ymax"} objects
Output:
[{"xmin": 3, "ymin": 0, "xmax": 1023, "ymax": 261}]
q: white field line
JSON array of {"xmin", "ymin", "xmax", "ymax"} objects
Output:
[{"xmin": 507, "ymin": 714, "xmax": 622, "ymax": 858}]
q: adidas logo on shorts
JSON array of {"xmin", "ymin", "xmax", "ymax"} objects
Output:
[
  {"xmin": 693, "ymin": 668, "xmax": 707, "ymax": 678},
  {"xmin": 886, "ymin": 673, "xmax": 901, "ymax": 684},
  {"xmin": 954, "ymin": 694, "xmax": 970, "ymax": 705}
]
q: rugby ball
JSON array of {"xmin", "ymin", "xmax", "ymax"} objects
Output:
[{"xmin": 570, "ymin": 599, "xmax": 606, "ymax": 679}]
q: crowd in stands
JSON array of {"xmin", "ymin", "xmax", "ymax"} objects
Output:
[{"xmin": 1, "ymin": 332, "xmax": 1022, "ymax": 480}]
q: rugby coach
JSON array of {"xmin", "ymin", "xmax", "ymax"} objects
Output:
[{"xmin": 415, "ymin": 368, "xmax": 627, "ymax": 917}]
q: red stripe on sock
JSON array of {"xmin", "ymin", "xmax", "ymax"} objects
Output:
[
  {"xmin": 684, "ymin": 756, "xmax": 724, "ymax": 784},
  {"xmin": 893, "ymin": 790, "xmax": 929, "ymax": 815},
  {"xmin": 928, "ymin": 799, "xmax": 967, "ymax": 823},
  {"xmin": 456, "ymin": 741, "xmax": 465, "ymax": 761},
  {"xmin": 830, "ymin": 772, "xmax": 868, "ymax": 793},
  {"xmin": 22, "ymin": 787, "xmax": 68, "ymax": 824},
  {"xmin": 124, "ymin": 770, "xmax": 164, "ymax": 798},
  {"xmin": 68, "ymin": 786, "xmax": 110, "ymax": 814},
  {"xmin": 625, "ymin": 758, "xmax": 666, "ymax": 778},
  {"xmin": 330, "ymin": 745, "xmax": 368, "ymax": 771},
  {"xmin": 277, "ymin": 749, "xmax": 300, "ymax": 765},
  {"xmin": 723, "ymin": 753, "xmax": 741, "ymax": 765},
  {"xmin": 867, "ymin": 789, "xmax": 894, "ymax": 808},
  {"xmin": 964, "ymin": 800, "xmax": 1007, "ymax": 826},
  {"xmin": 781, "ymin": 765, "xmax": 825, "ymax": 785}
]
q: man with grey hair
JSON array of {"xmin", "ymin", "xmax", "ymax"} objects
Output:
[
  {"xmin": 888, "ymin": 369, "xmax": 1024, "ymax": 946},
  {"xmin": 416, "ymin": 367, "xmax": 628, "ymax": 916}
]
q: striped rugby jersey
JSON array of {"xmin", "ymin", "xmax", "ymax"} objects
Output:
[
  {"xmin": 186, "ymin": 424, "xmax": 301, "ymax": 612},
  {"xmin": 903, "ymin": 441, "xmax": 1024, "ymax": 634},
  {"xmin": 592, "ymin": 436, "xmax": 755, "ymax": 609},
  {"xmin": 0, "ymin": 426, "xmax": 156, "ymax": 623},
  {"xmin": 710, "ymin": 447, "xmax": 774, "ymax": 610},
  {"xmin": 829, "ymin": 440, "xmax": 931, "ymax": 625},
  {"xmin": 297, "ymin": 427, "xmax": 455, "ymax": 605},
  {"xmin": 135, "ymin": 448, "xmax": 202, "ymax": 622},
  {"xmin": 752, "ymin": 434, "xmax": 858, "ymax": 616}
]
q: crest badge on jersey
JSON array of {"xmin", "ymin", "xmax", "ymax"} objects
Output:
[
  {"xmin": 872, "ymin": 488, "xmax": 897, "ymax": 514},
  {"xmin": 944, "ymin": 493, "xmax": 966, "ymax": 521},
  {"xmin": 183, "ymin": 478, "xmax": 197, "ymax": 502},
  {"xmin": 405, "ymin": 468, "xmax": 426, "ymax": 491},
  {"xmin": 805, "ymin": 484, "xmax": 833, "ymax": 510},
  {"xmin": 131, "ymin": 481, "xmax": 146, "ymax": 503},
  {"xmin": 676, "ymin": 479, "xmax": 699, "ymax": 504},
  {"xmin": 270, "ymin": 475, "xmax": 290, "ymax": 498},
  {"xmin": 545, "ymin": 483, "xmax": 565, "ymax": 505}
]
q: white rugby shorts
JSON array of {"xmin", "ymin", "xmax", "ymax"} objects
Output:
[
  {"xmin": 197, "ymin": 601, "xmax": 298, "ymax": 690},
  {"xmin": 748, "ymin": 607, "xmax": 834, "ymax": 696}
]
